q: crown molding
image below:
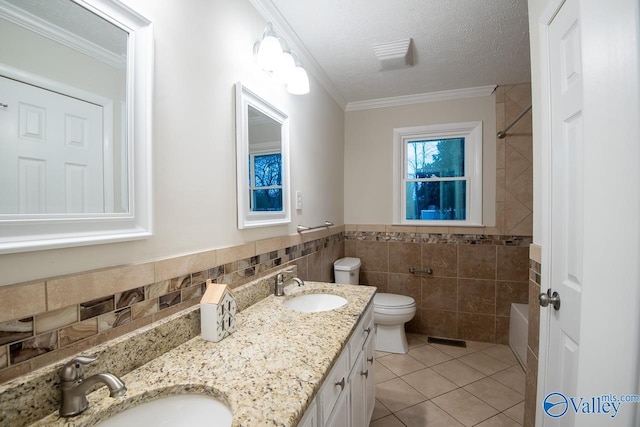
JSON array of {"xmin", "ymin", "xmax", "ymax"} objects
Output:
[
  {"xmin": 0, "ymin": 0, "xmax": 125, "ymax": 69},
  {"xmin": 345, "ymin": 85, "xmax": 497, "ymax": 112},
  {"xmin": 249, "ymin": 0, "xmax": 347, "ymax": 109}
]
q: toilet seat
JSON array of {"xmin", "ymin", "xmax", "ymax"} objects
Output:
[
  {"xmin": 374, "ymin": 305, "xmax": 416, "ymax": 316},
  {"xmin": 374, "ymin": 293, "xmax": 415, "ymax": 309}
]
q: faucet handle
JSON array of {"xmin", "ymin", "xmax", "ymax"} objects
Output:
[{"xmin": 61, "ymin": 355, "xmax": 97, "ymax": 382}]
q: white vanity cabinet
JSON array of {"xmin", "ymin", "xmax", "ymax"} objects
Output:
[
  {"xmin": 301, "ymin": 303, "xmax": 375, "ymax": 427},
  {"xmin": 298, "ymin": 398, "xmax": 318, "ymax": 427},
  {"xmin": 350, "ymin": 306, "xmax": 375, "ymax": 427}
]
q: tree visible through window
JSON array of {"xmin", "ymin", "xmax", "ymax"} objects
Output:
[
  {"xmin": 405, "ymin": 138, "xmax": 466, "ymax": 220},
  {"xmin": 250, "ymin": 153, "xmax": 282, "ymax": 211}
]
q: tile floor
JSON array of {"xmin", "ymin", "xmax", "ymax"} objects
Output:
[{"xmin": 371, "ymin": 334, "xmax": 525, "ymax": 427}]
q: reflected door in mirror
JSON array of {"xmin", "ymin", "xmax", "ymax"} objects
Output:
[{"xmin": 0, "ymin": 76, "xmax": 107, "ymax": 214}]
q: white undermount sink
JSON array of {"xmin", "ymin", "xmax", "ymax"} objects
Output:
[
  {"xmin": 284, "ymin": 293, "xmax": 347, "ymax": 313},
  {"xmin": 96, "ymin": 394, "xmax": 232, "ymax": 427}
]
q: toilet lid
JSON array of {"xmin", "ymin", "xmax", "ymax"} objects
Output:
[{"xmin": 374, "ymin": 293, "xmax": 415, "ymax": 308}]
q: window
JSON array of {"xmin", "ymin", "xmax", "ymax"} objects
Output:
[
  {"xmin": 249, "ymin": 152, "xmax": 283, "ymax": 211},
  {"xmin": 393, "ymin": 122, "xmax": 483, "ymax": 226}
]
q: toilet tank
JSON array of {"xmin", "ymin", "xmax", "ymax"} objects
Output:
[{"xmin": 333, "ymin": 257, "xmax": 361, "ymax": 284}]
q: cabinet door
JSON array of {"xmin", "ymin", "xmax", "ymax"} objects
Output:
[
  {"xmin": 350, "ymin": 349, "xmax": 366, "ymax": 427},
  {"xmin": 319, "ymin": 346, "xmax": 349, "ymax": 425},
  {"xmin": 325, "ymin": 382, "xmax": 350, "ymax": 427},
  {"xmin": 364, "ymin": 329, "xmax": 376, "ymax": 423}
]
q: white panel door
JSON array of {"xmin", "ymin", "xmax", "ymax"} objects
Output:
[
  {"xmin": 0, "ymin": 76, "xmax": 104, "ymax": 214},
  {"xmin": 539, "ymin": 0, "xmax": 640, "ymax": 425},
  {"xmin": 543, "ymin": 0, "xmax": 583, "ymax": 423}
]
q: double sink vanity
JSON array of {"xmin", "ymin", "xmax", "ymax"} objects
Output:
[{"xmin": 21, "ymin": 272, "xmax": 376, "ymax": 427}]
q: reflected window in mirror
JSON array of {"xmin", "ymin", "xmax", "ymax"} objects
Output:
[
  {"xmin": 248, "ymin": 106, "xmax": 283, "ymax": 212},
  {"xmin": 236, "ymin": 83, "xmax": 290, "ymax": 229}
]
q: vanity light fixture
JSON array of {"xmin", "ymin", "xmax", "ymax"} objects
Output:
[
  {"xmin": 273, "ymin": 50, "xmax": 296, "ymax": 84},
  {"xmin": 254, "ymin": 23, "xmax": 310, "ymax": 95},
  {"xmin": 287, "ymin": 56, "xmax": 310, "ymax": 95}
]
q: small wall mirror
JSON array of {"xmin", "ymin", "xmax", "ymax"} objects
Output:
[
  {"xmin": 0, "ymin": 0, "xmax": 153, "ymax": 253},
  {"xmin": 235, "ymin": 82, "xmax": 290, "ymax": 229}
]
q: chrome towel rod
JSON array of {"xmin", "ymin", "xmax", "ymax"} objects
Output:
[
  {"xmin": 409, "ymin": 267, "xmax": 433, "ymax": 275},
  {"xmin": 497, "ymin": 103, "xmax": 532, "ymax": 139},
  {"xmin": 297, "ymin": 221, "xmax": 334, "ymax": 233}
]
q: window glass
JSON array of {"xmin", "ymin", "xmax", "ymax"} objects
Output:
[
  {"xmin": 405, "ymin": 180, "xmax": 466, "ymax": 220},
  {"xmin": 250, "ymin": 153, "xmax": 282, "ymax": 211},
  {"xmin": 406, "ymin": 138, "xmax": 465, "ymax": 179},
  {"xmin": 405, "ymin": 137, "xmax": 466, "ymax": 221}
]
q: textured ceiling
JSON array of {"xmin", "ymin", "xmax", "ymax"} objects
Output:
[{"xmin": 268, "ymin": 0, "xmax": 531, "ymax": 103}]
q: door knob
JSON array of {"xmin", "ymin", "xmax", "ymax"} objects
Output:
[{"xmin": 539, "ymin": 289, "xmax": 561, "ymax": 310}]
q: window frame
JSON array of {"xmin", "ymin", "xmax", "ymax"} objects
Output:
[{"xmin": 392, "ymin": 121, "xmax": 483, "ymax": 226}]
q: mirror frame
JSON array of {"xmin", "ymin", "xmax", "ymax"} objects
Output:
[
  {"xmin": 0, "ymin": 0, "xmax": 153, "ymax": 254},
  {"xmin": 235, "ymin": 82, "xmax": 290, "ymax": 229}
]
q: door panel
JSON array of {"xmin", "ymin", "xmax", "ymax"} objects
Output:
[{"xmin": 0, "ymin": 76, "xmax": 104, "ymax": 214}]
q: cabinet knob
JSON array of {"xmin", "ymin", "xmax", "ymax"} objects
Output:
[
  {"xmin": 361, "ymin": 369, "xmax": 369, "ymax": 379},
  {"xmin": 335, "ymin": 377, "xmax": 345, "ymax": 391}
]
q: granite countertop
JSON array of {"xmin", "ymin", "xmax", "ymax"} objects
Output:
[{"xmin": 32, "ymin": 282, "xmax": 376, "ymax": 427}]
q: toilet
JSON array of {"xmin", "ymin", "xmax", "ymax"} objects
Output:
[{"xmin": 334, "ymin": 257, "xmax": 416, "ymax": 354}]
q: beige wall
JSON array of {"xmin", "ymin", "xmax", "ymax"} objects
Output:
[
  {"xmin": 344, "ymin": 96, "xmax": 497, "ymax": 227},
  {"xmin": 0, "ymin": 0, "xmax": 345, "ymax": 287}
]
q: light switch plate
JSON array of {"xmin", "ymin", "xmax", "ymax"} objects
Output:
[{"xmin": 296, "ymin": 191, "xmax": 303, "ymax": 210}]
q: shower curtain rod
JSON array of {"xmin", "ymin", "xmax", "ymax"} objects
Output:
[{"xmin": 497, "ymin": 103, "xmax": 532, "ymax": 139}]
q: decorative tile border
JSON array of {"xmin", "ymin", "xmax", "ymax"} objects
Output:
[
  {"xmin": 529, "ymin": 259, "xmax": 541, "ymax": 285},
  {"xmin": 345, "ymin": 231, "xmax": 532, "ymax": 246},
  {"xmin": 0, "ymin": 231, "xmax": 344, "ymax": 385}
]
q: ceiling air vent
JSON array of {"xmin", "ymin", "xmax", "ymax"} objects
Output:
[{"xmin": 371, "ymin": 38, "xmax": 414, "ymax": 71}]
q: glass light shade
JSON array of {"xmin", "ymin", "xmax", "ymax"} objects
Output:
[
  {"xmin": 273, "ymin": 51, "xmax": 296, "ymax": 84},
  {"xmin": 256, "ymin": 35, "xmax": 282, "ymax": 71},
  {"xmin": 287, "ymin": 66, "xmax": 310, "ymax": 95}
]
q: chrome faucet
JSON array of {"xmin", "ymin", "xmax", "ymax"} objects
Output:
[
  {"xmin": 59, "ymin": 355, "xmax": 126, "ymax": 417},
  {"xmin": 275, "ymin": 273, "xmax": 305, "ymax": 296}
]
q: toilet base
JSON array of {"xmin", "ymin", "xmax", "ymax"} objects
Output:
[{"xmin": 375, "ymin": 324, "xmax": 409, "ymax": 354}]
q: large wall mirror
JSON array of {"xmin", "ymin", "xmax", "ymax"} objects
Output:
[
  {"xmin": 235, "ymin": 82, "xmax": 290, "ymax": 229},
  {"xmin": 0, "ymin": 0, "xmax": 153, "ymax": 253}
]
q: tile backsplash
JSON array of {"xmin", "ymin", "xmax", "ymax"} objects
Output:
[
  {"xmin": 0, "ymin": 268, "xmax": 298, "ymax": 427},
  {"xmin": 0, "ymin": 224, "xmax": 532, "ymax": 386},
  {"xmin": 0, "ymin": 228, "xmax": 345, "ymax": 384}
]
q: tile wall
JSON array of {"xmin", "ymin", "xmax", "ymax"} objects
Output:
[
  {"xmin": 345, "ymin": 226, "xmax": 531, "ymax": 344},
  {"xmin": 0, "ymin": 228, "xmax": 344, "ymax": 385},
  {"xmin": 524, "ymin": 244, "xmax": 541, "ymax": 427},
  {"xmin": 495, "ymin": 84, "xmax": 533, "ymax": 236}
]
